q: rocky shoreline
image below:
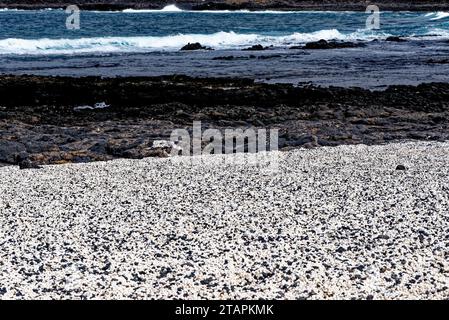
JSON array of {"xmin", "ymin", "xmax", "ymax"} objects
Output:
[
  {"xmin": 1, "ymin": 0, "xmax": 449, "ymax": 11},
  {"xmin": 1, "ymin": 75, "xmax": 449, "ymax": 167}
]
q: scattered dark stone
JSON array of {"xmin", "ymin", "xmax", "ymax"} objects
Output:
[
  {"xmin": 366, "ymin": 294, "xmax": 374, "ymax": 300},
  {"xmin": 395, "ymin": 165, "xmax": 407, "ymax": 171},
  {"xmin": 180, "ymin": 42, "xmax": 212, "ymax": 51},
  {"xmin": 354, "ymin": 265, "xmax": 365, "ymax": 271},
  {"xmin": 336, "ymin": 246, "xmax": 346, "ymax": 254},
  {"xmin": 242, "ymin": 44, "xmax": 267, "ymax": 51},
  {"xmin": 102, "ymin": 262, "xmax": 111, "ymax": 271},
  {"xmin": 158, "ymin": 267, "xmax": 172, "ymax": 278},
  {"xmin": 200, "ymin": 277, "xmax": 215, "ymax": 285},
  {"xmin": 385, "ymin": 36, "xmax": 407, "ymax": 42}
]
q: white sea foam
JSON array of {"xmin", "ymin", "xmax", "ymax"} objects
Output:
[
  {"xmin": 0, "ymin": 8, "xmax": 23, "ymax": 11},
  {"xmin": 432, "ymin": 12, "xmax": 449, "ymax": 20},
  {"xmin": 425, "ymin": 11, "xmax": 449, "ymax": 20},
  {"xmin": 3, "ymin": 27, "xmax": 449, "ymax": 55},
  {"xmin": 0, "ymin": 8, "xmax": 63, "ymax": 12},
  {"xmin": 123, "ymin": 4, "xmax": 183, "ymax": 13},
  {"xmin": 121, "ymin": 5, "xmax": 325, "ymax": 14}
]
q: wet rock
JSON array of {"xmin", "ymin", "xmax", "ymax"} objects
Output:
[
  {"xmin": 212, "ymin": 55, "xmax": 236, "ymax": 60},
  {"xmin": 258, "ymin": 54, "xmax": 282, "ymax": 59},
  {"xmin": 303, "ymin": 39, "xmax": 365, "ymax": 49},
  {"xmin": 426, "ymin": 58, "xmax": 449, "ymax": 64},
  {"xmin": 19, "ymin": 159, "xmax": 42, "ymax": 170},
  {"xmin": 0, "ymin": 141, "xmax": 26, "ymax": 164},
  {"xmin": 385, "ymin": 36, "xmax": 407, "ymax": 42},
  {"xmin": 180, "ymin": 42, "xmax": 212, "ymax": 51},
  {"xmin": 1, "ymin": 75, "xmax": 449, "ymax": 165},
  {"xmin": 242, "ymin": 44, "xmax": 267, "ymax": 51}
]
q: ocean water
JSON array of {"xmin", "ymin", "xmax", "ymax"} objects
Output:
[
  {"xmin": 1, "ymin": 7, "xmax": 449, "ymax": 54},
  {"xmin": 1, "ymin": 6, "xmax": 449, "ymax": 87}
]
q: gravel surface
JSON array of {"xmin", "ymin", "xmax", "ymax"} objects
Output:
[{"xmin": 1, "ymin": 141, "xmax": 449, "ymax": 299}]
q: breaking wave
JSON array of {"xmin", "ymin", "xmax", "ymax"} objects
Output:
[
  {"xmin": 0, "ymin": 29, "xmax": 380, "ymax": 55},
  {"xmin": 122, "ymin": 5, "xmax": 183, "ymax": 13},
  {"xmin": 425, "ymin": 11, "xmax": 449, "ymax": 20},
  {"xmin": 1, "ymin": 27, "xmax": 449, "ymax": 55}
]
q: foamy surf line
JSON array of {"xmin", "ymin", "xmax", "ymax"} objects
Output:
[
  {"xmin": 1, "ymin": 28, "xmax": 448, "ymax": 55},
  {"xmin": 0, "ymin": 30, "xmax": 376, "ymax": 55},
  {"xmin": 0, "ymin": 5, "xmax": 319, "ymax": 14},
  {"xmin": 424, "ymin": 11, "xmax": 449, "ymax": 20},
  {"xmin": 120, "ymin": 5, "xmax": 364, "ymax": 14}
]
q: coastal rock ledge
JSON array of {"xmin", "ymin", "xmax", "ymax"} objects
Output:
[{"xmin": 1, "ymin": 1, "xmax": 449, "ymax": 11}]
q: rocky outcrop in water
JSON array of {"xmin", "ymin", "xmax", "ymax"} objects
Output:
[
  {"xmin": 385, "ymin": 36, "xmax": 407, "ymax": 42},
  {"xmin": 295, "ymin": 39, "xmax": 366, "ymax": 50},
  {"xmin": 180, "ymin": 43, "xmax": 212, "ymax": 50}
]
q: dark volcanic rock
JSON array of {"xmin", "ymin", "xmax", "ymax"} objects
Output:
[
  {"xmin": 212, "ymin": 56, "xmax": 236, "ymax": 60},
  {"xmin": 1, "ymin": 75, "xmax": 449, "ymax": 166},
  {"xmin": 212, "ymin": 55, "xmax": 257, "ymax": 61},
  {"xmin": 0, "ymin": 141, "xmax": 26, "ymax": 164},
  {"xmin": 19, "ymin": 159, "xmax": 42, "ymax": 170},
  {"xmin": 242, "ymin": 44, "xmax": 268, "ymax": 51},
  {"xmin": 385, "ymin": 36, "xmax": 407, "ymax": 42},
  {"xmin": 180, "ymin": 42, "xmax": 212, "ymax": 51},
  {"xmin": 427, "ymin": 58, "xmax": 449, "ymax": 64},
  {"xmin": 302, "ymin": 39, "xmax": 365, "ymax": 49}
]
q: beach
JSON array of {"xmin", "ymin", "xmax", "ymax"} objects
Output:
[
  {"xmin": 1, "ymin": 141, "xmax": 448, "ymax": 299},
  {"xmin": 1, "ymin": 4, "xmax": 449, "ymax": 301}
]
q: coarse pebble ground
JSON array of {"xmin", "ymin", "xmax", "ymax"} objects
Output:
[{"xmin": 0, "ymin": 141, "xmax": 448, "ymax": 299}]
